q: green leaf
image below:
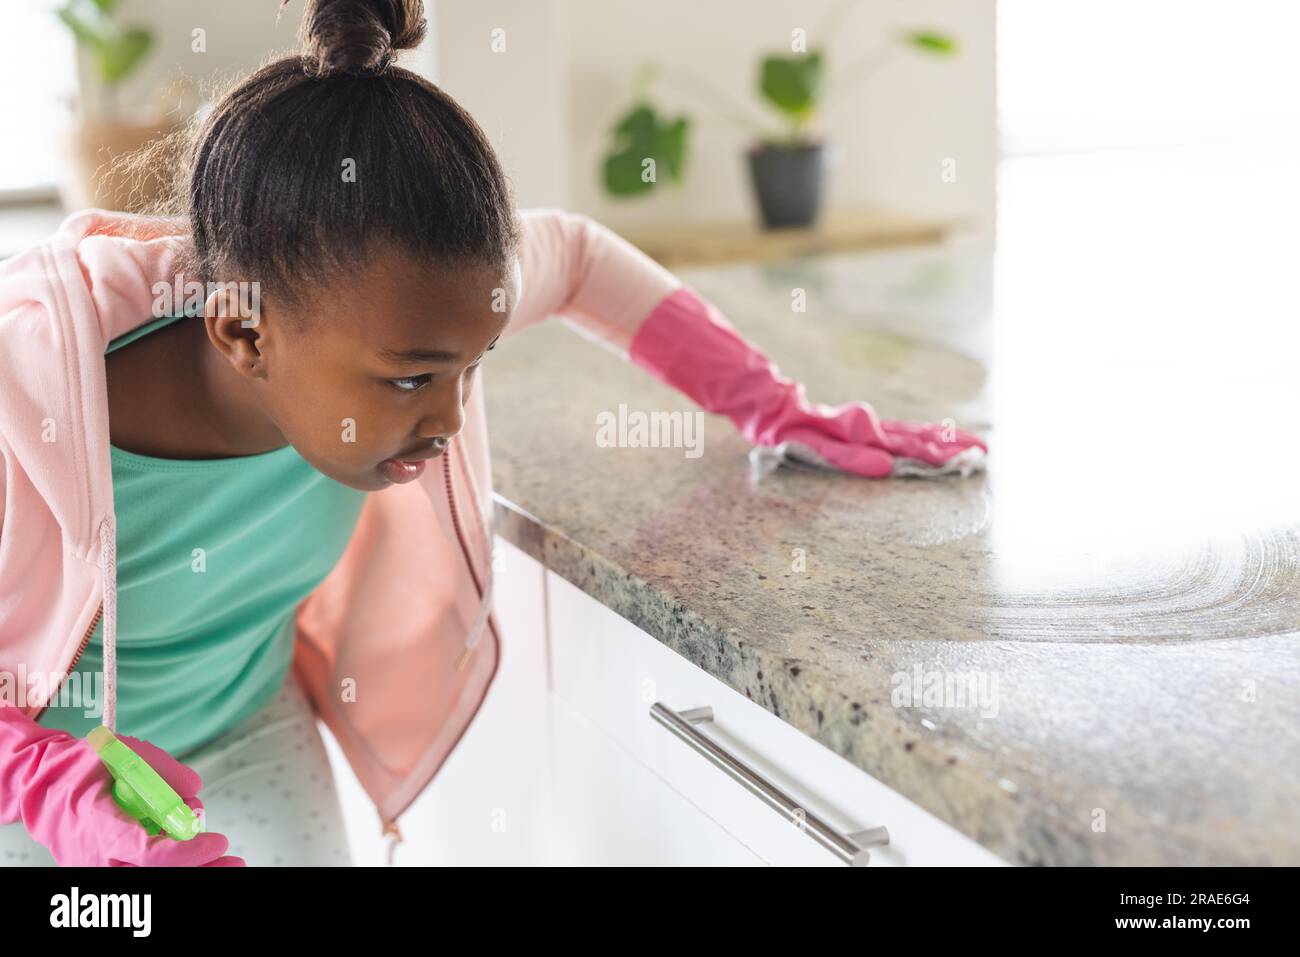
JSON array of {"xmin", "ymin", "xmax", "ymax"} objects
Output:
[
  {"xmin": 96, "ymin": 27, "xmax": 152, "ymax": 84},
  {"xmin": 906, "ymin": 31, "xmax": 959, "ymax": 55},
  {"xmin": 600, "ymin": 101, "xmax": 690, "ymax": 198},
  {"xmin": 56, "ymin": 6, "xmax": 108, "ymax": 51},
  {"xmin": 603, "ymin": 149, "xmax": 656, "ymax": 197},
  {"xmin": 614, "ymin": 104, "xmax": 657, "ymax": 141},
  {"xmin": 759, "ymin": 52, "xmax": 823, "ymax": 119},
  {"xmin": 660, "ymin": 117, "xmax": 688, "ymax": 179},
  {"xmin": 57, "ymin": 2, "xmax": 154, "ymax": 85}
]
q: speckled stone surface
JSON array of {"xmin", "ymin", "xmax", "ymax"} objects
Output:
[{"xmin": 483, "ymin": 239, "xmax": 1300, "ymax": 866}]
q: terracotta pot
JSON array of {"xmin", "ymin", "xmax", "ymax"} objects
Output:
[{"xmin": 60, "ymin": 118, "xmax": 178, "ymax": 213}]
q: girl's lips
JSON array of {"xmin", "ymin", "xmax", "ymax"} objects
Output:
[{"xmin": 378, "ymin": 458, "xmax": 428, "ymax": 484}]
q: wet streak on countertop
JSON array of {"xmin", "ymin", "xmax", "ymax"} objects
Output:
[{"xmin": 483, "ymin": 238, "xmax": 1300, "ymax": 866}]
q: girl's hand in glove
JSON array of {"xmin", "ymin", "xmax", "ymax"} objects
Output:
[
  {"xmin": 628, "ymin": 286, "xmax": 987, "ymax": 478},
  {"xmin": 0, "ymin": 707, "xmax": 245, "ymax": 866}
]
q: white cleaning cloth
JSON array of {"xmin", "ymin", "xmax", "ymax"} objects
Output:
[{"xmin": 748, "ymin": 441, "xmax": 986, "ymax": 481}]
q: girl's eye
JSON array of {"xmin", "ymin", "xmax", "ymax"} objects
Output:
[
  {"xmin": 389, "ymin": 344, "xmax": 492, "ymax": 393},
  {"xmin": 390, "ymin": 374, "xmax": 432, "ymax": 392}
]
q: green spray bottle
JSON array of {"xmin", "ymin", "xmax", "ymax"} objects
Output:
[{"xmin": 86, "ymin": 726, "xmax": 204, "ymax": 840}]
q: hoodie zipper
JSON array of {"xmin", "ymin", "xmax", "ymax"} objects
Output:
[
  {"xmin": 31, "ymin": 601, "xmax": 103, "ymax": 722},
  {"xmin": 378, "ymin": 440, "xmax": 493, "ymax": 859},
  {"xmin": 445, "ymin": 445, "xmax": 487, "ymax": 673}
]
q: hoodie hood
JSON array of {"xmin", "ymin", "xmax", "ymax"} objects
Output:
[
  {"xmin": 0, "ymin": 209, "xmax": 196, "ymax": 726},
  {"xmin": 1, "ymin": 209, "xmax": 195, "ymax": 547}
]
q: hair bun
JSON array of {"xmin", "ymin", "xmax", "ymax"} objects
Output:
[{"xmin": 293, "ymin": 0, "xmax": 427, "ymax": 77}]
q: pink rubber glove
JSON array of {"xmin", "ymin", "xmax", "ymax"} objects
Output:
[
  {"xmin": 0, "ymin": 706, "xmax": 245, "ymax": 866},
  {"xmin": 627, "ymin": 285, "xmax": 987, "ymax": 477}
]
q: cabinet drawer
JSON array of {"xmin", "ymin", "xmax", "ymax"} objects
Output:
[
  {"xmin": 545, "ymin": 569, "xmax": 1006, "ymax": 867},
  {"xmin": 546, "ymin": 691, "xmax": 766, "ymax": 866}
]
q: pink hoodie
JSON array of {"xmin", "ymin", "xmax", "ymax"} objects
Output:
[{"xmin": 0, "ymin": 206, "xmax": 682, "ymax": 854}]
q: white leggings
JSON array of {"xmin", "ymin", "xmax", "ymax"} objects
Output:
[{"xmin": 0, "ymin": 669, "xmax": 353, "ymax": 867}]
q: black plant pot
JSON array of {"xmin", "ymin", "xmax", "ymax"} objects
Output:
[{"xmin": 746, "ymin": 140, "xmax": 826, "ymax": 229}]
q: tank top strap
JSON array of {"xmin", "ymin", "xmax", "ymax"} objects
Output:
[{"xmin": 105, "ymin": 300, "xmax": 202, "ymax": 356}]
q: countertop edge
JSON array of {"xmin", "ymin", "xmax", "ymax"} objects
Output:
[{"xmin": 490, "ymin": 493, "xmax": 1093, "ymax": 866}]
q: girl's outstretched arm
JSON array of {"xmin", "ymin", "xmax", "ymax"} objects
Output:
[
  {"xmin": 506, "ymin": 208, "xmax": 986, "ymax": 478},
  {"xmin": 504, "ymin": 207, "xmax": 683, "ymax": 355}
]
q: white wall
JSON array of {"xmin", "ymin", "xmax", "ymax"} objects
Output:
[
  {"xmin": 561, "ymin": 0, "xmax": 995, "ymax": 235},
  {"xmin": 79, "ymin": 1, "xmax": 994, "ymax": 234},
  {"xmin": 73, "ymin": 0, "xmax": 558, "ymax": 203},
  {"xmin": 76, "ymin": 0, "xmax": 435, "ymax": 119},
  {"xmin": 426, "ymin": 0, "xmax": 573, "ymax": 209},
  {"xmin": 74, "ymin": 0, "xmax": 300, "ymax": 120}
]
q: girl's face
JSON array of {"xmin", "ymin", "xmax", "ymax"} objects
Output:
[{"xmin": 208, "ymin": 248, "xmax": 518, "ymax": 492}]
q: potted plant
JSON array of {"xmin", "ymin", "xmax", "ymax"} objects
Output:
[
  {"xmin": 599, "ymin": 5, "xmax": 958, "ymax": 231},
  {"xmin": 55, "ymin": 0, "xmax": 173, "ymax": 212},
  {"xmin": 746, "ymin": 50, "xmax": 828, "ymax": 228},
  {"xmin": 749, "ymin": 29, "xmax": 958, "ymax": 228}
]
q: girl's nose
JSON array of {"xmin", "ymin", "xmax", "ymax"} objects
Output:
[{"xmin": 416, "ymin": 380, "xmax": 465, "ymax": 440}]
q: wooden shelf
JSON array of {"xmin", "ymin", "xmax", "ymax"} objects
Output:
[{"xmin": 618, "ymin": 207, "xmax": 957, "ymax": 269}]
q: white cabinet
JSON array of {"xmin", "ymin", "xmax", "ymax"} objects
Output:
[
  {"xmin": 386, "ymin": 537, "xmax": 760, "ymax": 866},
  {"xmin": 544, "ymin": 566, "xmax": 1007, "ymax": 867},
  {"xmin": 545, "ymin": 693, "xmax": 764, "ymax": 866},
  {"xmin": 328, "ymin": 537, "xmax": 1006, "ymax": 865}
]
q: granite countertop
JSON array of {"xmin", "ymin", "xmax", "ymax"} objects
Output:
[{"xmin": 484, "ymin": 235, "xmax": 1300, "ymax": 866}]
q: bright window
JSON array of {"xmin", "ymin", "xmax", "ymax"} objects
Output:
[
  {"xmin": 0, "ymin": 1, "xmax": 75, "ymax": 197},
  {"xmin": 997, "ymin": 0, "xmax": 1300, "ymax": 154}
]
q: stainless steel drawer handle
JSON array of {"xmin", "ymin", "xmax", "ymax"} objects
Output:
[{"xmin": 650, "ymin": 702, "xmax": 889, "ymax": 866}]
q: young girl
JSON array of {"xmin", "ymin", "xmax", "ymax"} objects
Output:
[{"xmin": 0, "ymin": 0, "xmax": 985, "ymax": 867}]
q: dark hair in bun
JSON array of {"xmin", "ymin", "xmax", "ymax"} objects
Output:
[
  {"xmin": 296, "ymin": 0, "xmax": 427, "ymax": 76},
  {"xmin": 162, "ymin": 0, "xmax": 519, "ymax": 312}
]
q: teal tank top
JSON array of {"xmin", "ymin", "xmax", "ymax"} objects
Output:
[{"xmin": 38, "ymin": 311, "xmax": 368, "ymax": 757}]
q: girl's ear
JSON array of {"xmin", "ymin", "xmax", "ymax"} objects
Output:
[
  {"xmin": 203, "ymin": 284, "xmax": 266, "ymax": 375},
  {"xmin": 202, "ymin": 281, "xmax": 260, "ymax": 323},
  {"xmin": 204, "ymin": 285, "xmax": 228, "ymax": 321}
]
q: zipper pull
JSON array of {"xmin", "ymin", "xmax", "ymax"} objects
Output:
[
  {"xmin": 381, "ymin": 818, "xmax": 404, "ymax": 866},
  {"xmin": 456, "ymin": 570, "xmax": 496, "ymax": 671}
]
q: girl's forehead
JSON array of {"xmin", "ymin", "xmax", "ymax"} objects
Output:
[
  {"xmin": 358, "ymin": 254, "xmax": 509, "ymax": 307},
  {"xmin": 317, "ymin": 256, "xmax": 513, "ymax": 350}
]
